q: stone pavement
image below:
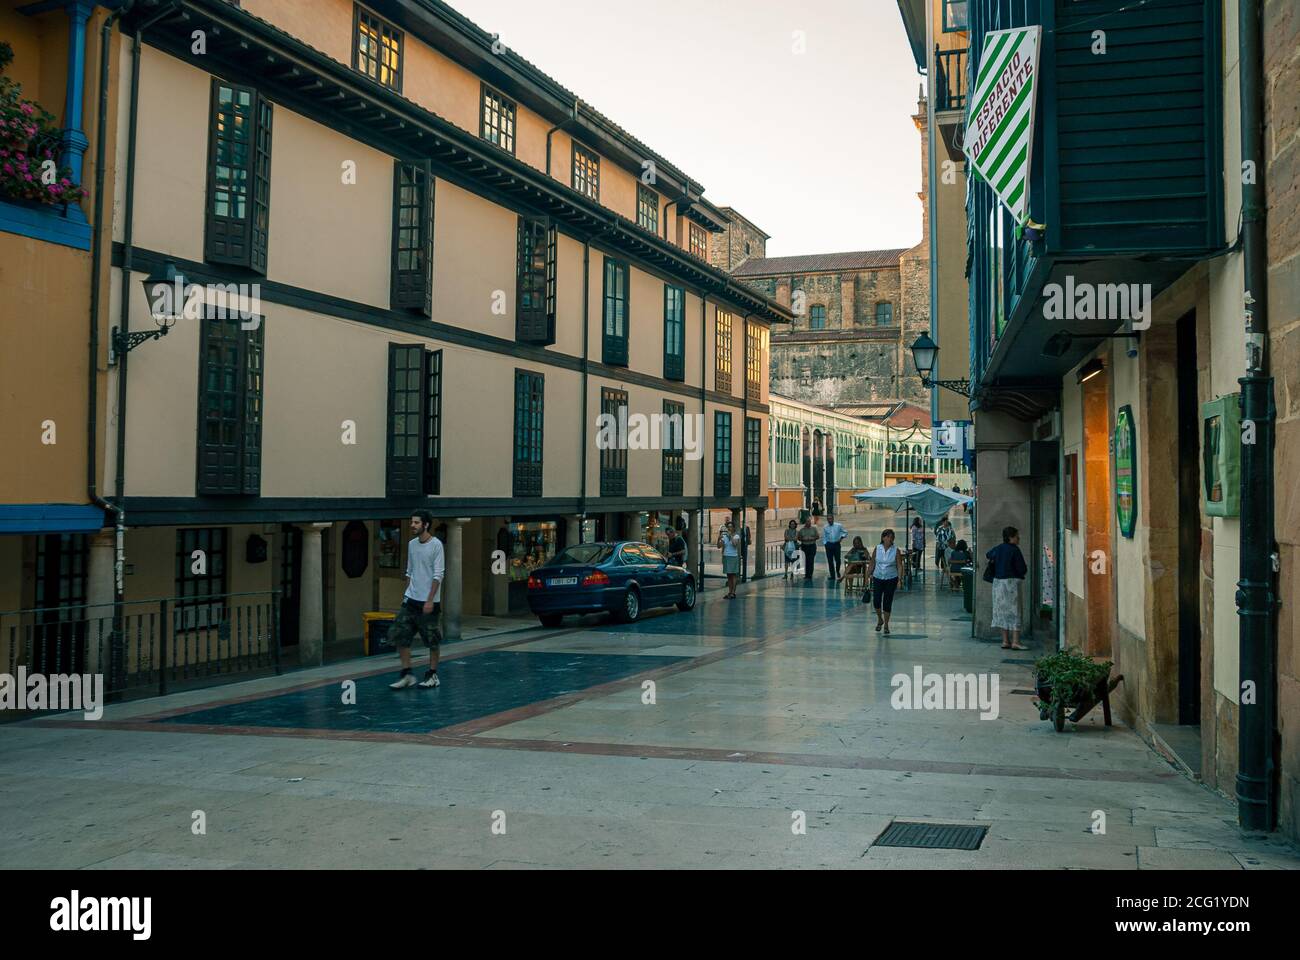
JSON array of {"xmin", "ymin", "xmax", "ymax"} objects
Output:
[{"xmin": 1, "ymin": 566, "xmax": 1297, "ymax": 870}]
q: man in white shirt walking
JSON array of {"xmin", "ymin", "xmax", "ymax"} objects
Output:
[
  {"xmin": 822, "ymin": 514, "xmax": 847, "ymax": 581},
  {"xmin": 389, "ymin": 510, "xmax": 446, "ymax": 690}
]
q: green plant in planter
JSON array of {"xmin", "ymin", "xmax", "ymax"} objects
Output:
[
  {"xmin": 1034, "ymin": 648, "xmax": 1112, "ymax": 715},
  {"xmin": 0, "ymin": 41, "xmax": 85, "ymax": 206}
]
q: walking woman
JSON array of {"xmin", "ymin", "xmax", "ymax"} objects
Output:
[
  {"xmin": 987, "ymin": 525, "xmax": 1029, "ymax": 649},
  {"xmin": 866, "ymin": 528, "xmax": 901, "ymax": 635},
  {"xmin": 718, "ymin": 520, "xmax": 742, "ymax": 599},
  {"xmin": 782, "ymin": 519, "xmax": 799, "ymax": 579}
]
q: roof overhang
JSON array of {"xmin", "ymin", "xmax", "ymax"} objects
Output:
[
  {"xmin": 896, "ymin": 0, "xmax": 928, "ymax": 71},
  {"xmin": 127, "ymin": 0, "xmax": 792, "ymax": 325}
]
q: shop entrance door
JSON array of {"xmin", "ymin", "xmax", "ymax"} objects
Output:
[
  {"xmin": 33, "ymin": 534, "xmax": 88, "ymax": 673},
  {"xmin": 279, "ymin": 524, "xmax": 302, "ymax": 647},
  {"xmin": 1081, "ymin": 364, "xmax": 1113, "ymax": 657}
]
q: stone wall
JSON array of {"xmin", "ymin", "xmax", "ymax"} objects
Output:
[{"xmin": 710, "ymin": 215, "xmax": 768, "ymax": 272}]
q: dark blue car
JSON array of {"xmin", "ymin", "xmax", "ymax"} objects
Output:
[{"xmin": 526, "ymin": 541, "xmax": 696, "ymax": 627}]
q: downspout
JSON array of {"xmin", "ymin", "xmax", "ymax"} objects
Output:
[
  {"xmin": 88, "ymin": 1, "xmax": 134, "ymax": 541},
  {"xmin": 545, "ymin": 97, "xmax": 578, "ymax": 180},
  {"xmin": 698, "ymin": 292, "xmax": 707, "ymax": 589},
  {"xmin": 1235, "ymin": 0, "xmax": 1278, "ymax": 834},
  {"xmin": 925, "ymin": 6, "xmax": 939, "ymax": 426},
  {"xmin": 578, "ymin": 238, "xmax": 590, "ymax": 531},
  {"xmin": 741, "ymin": 314, "xmax": 749, "ymax": 582}
]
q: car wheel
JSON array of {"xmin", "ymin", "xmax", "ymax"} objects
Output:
[
  {"xmin": 613, "ymin": 586, "xmax": 641, "ymax": 623},
  {"xmin": 539, "ymin": 613, "xmax": 563, "ymax": 629},
  {"xmin": 676, "ymin": 578, "xmax": 696, "ymax": 611}
]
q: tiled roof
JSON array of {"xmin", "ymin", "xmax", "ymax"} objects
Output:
[{"xmin": 731, "ymin": 249, "xmax": 909, "ymax": 277}]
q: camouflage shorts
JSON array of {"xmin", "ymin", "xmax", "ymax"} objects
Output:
[{"xmin": 390, "ymin": 600, "xmax": 442, "ymax": 649}]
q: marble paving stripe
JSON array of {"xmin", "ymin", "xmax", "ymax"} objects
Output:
[
  {"xmin": 30, "ymin": 626, "xmax": 590, "ymax": 725},
  {"xmin": 36, "ymin": 720, "xmax": 1178, "ymax": 784},
  {"xmin": 434, "ymin": 603, "xmax": 867, "ymax": 736}
]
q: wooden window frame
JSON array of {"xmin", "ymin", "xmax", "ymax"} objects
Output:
[
  {"xmin": 689, "ymin": 221, "xmax": 708, "ymax": 260},
  {"xmin": 662, "ymin": 400, "xmax": 685, "ymax": 497},
  {"xmin": 197, "ymin": 310, "xmax": 264, "ymax": 496},
  {"xmin": 715, "ymin": 311, "xmax": 733, "ymax": 393},
  {"xmin": 572, "ymin": 142, "xmax": 600, "ymax": 201},
  {"xmin": 809, "ymin": 304, "xmax": 827, "ymax": 330},
  {"xmin": 386, "ymin": 344, "xmax": 442, "ymax": 497},
  {"xmin": 353, "ymin": 3, "xmax": 403, "ymax": 92},
  {"xmin": 663, "ymin": 284, "xmax": 685, "ymax": 381},
  {"xmin": 714, "ymin": 411, "xmax": 732, "ymax": 500},
  {"xmin": 176, "ymin": 528, "xmax": 229, "ymax": 630},
  {"xmin": 876, "ymin": 301, "xmax": 894, "ymax": 326},
  {"xmin": 391, "ymin": 161, "xmax": 434, "ymax": 315},
  {"xmin": 602, "ymin": 257, "xmax": 629, "ymax": 366},
  {"xmin": 637, "ymin": 183, "xmax": 659, "ymax": 233},
  {"xmin": 745, "ymin": 323, "xmax": 764, "ymax": 402},
  {"xmin": 516, "ymin": 215, "xmax": 557, "ymax": 345},
  {"xmin": 204, "ymin": 79, "xmax": 273, "ymax": 274},
  {"xmin": 512, "ymin": 370, "xmax": 545, "ymax": 498},
  {"xmin": 744, "ymin": 417, "xmax": 761, "ymax": 498},
  {"xmin": 480, "ymin": 83, "xmax": 517, "ymax": 154},
  {"xmin": 600, "ymin": 387, "xmax": 628, "ymax": 497}
]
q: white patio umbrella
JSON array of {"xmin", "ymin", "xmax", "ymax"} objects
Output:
[{"xmin": 852, "ymin": 481, "xmax": 974, "ymax": 526}]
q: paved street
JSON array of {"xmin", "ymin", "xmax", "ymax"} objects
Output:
[{"xmin": 3, "ymin": 526, "xmax": 1297, "ymax": 871}]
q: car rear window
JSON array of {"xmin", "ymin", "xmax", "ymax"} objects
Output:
[{"xmin": 552, "ymin": 544, "xmax": 616, "ymax": 565}]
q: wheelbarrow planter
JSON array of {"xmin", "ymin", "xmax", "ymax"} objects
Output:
[{"xmin": 1034, "ymin": 666, "xmax": 1123, "ymax": 732}]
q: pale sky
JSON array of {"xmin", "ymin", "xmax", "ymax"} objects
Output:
[{"xmin": 447, "ymin": 0, "xmax": 925, "ymax": 257}]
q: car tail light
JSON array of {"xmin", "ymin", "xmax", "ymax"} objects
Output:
[
  {"xmin": 527, "ymin": 575, "xmax": 543, "ymax": 590},
  {"xmin": 581, "ymin": 571, "xmax": 609, "ymax": 587}
]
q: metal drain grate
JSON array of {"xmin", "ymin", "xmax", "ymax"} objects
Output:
[{"xmin": 873, "ymin": 821, "xmax": 988, "ymax": 851}]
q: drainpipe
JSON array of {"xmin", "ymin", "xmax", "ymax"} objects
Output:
[
  {"xmin": 578, "ymin": 238, "xmax": 590, "ymax": 529},
  {"xmin": 1235, "ymin": 0, "xmax": 1278, "ymax": 834},
  {"xmin": 545, "ymin": 97, "xmax": 578, "ymax": 179},
  {"xmin": 87, "ymin": 1, "xmax": 134, "ymax": 540},
  {"xmin": 925, "ymin": 4, "xmax": 940, "ymax": 427},
  {"xmin": 698, "ymin": 293, "xmax": 707, "ymax": 589}
]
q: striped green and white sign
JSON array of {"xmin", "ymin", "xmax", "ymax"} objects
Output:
[{"xmin": 963, "ymin": 26, "xmax": 1042, "ymax": 226}]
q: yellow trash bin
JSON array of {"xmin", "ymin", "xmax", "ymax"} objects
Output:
[{"xmin": 362, "ymin": 611, "xmax": 397, "ymax": 656}]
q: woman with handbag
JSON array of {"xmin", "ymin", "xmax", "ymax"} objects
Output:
[
  {"xmin": 986, "ymin": 525, "xmax": 1029, "ymax": 649},
  {"xmin": 718, "ymin": 521, "xmax": 742, "ymax": 599},
  {"xmin": 865, "ymin": 528, "xmax": 901, "ymax": 635},
  {"xmin": 782, "ymin": 519, "xmax": 799, "ymax": 580}
]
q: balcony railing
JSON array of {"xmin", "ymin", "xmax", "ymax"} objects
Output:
[
  {"xmin": 1, "ymin": 591, "xmax": 281, "ymax": 708},
  {"xmin": 935, "ymin": 46, "xmax": 968, "ymax": 112}
]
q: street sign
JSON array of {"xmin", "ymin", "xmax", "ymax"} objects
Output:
[
  {"xmin": 963, "ymin": 25, "xmax": 1042, "ymax": 226},
  {"xmin": 932, "ymin": 419, "xmax": 971, "ymax": 460}
]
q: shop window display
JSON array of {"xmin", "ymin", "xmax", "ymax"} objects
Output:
[{"xmin": 507, "ymin": 521, "xmax": 557, "ymax": 581}]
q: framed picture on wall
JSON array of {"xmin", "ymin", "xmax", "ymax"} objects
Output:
[{"xmin": 1065, "ymin": 452, "xmax": 1079, "ymax": 531}]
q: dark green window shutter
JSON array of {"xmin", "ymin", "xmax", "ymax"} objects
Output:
[
  {"xmin": 600, "ymin": 387, "xmax": 628, "ymax": 497},
  {"xmin": 392, "ymin": 162, "xmax": 433, "ymax": 316},
  {"xmin": 663, "ymin": 285, "xmax": 685, "ymax": 381},
  {"xmin": 241, "ymin": 320, "xmax": 264, "ymax": 494},
  {"xmin": 662, "ymin": 400, "xmax": 684, "ymax": 497},
  {"xmin": 714, "ymin": 411, "xmax": 732, "ymax": 500},
  {"xmin": 423, "ymin": 349, "xmax": 442, "ymax": 495},
  {"xmin": 386, "ymin": 344, "xmax": 424, "ymax": 498},
  {"xmin": 512, "ymin": 370, "xmax": 544, "ymax": 497},
  {"xmin": 204, "ymin": 80, "xmax": 273, "ymax": 275},
  {"xmin": 744, "ymin": 417, "xmax": 761, "ymax": 498},
  {"xmin": 602, "ymin": 258, "xmax": 628, "ymax": 366},
  {"xmin": 516, "ymin": 216, "xmax": 555, "ymax": 344},
  {"xmin": 197, "ymin": 313, "xmax": 262, "ymax": 495}
]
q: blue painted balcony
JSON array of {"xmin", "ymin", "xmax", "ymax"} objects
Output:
[{"xmin": 965, "ymin": 0, "xmax": 1225, "ymax": 398}]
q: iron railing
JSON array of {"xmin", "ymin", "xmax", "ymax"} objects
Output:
[
  {"xmin": 0, "ymin": 590, "xmax": 280, "ymax": 704},
  {"xmin": 935, "ymin": 46, "xmax": 968, "ymax": 112}
]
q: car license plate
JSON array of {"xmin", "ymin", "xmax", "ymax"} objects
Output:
[{"xmin": 550, "ymin": 577, "xmax": 578, "ymax": 586}]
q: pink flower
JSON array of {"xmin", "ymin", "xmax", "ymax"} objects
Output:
[{"xmin": 20, "ymin": 103, "xmax": 33, "ymax": 116}]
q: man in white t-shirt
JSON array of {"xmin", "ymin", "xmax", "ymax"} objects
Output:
[{"xmin": 389, "ymin": 510, "xmax": 446, "ymax": 690}]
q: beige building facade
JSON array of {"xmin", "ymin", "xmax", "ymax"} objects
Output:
[{"xmin": 1, "ymin": 0, "xmax": 790, "ymax": 692}]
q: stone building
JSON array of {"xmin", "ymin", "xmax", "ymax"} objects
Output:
[
  {"xmin": 709, "ymin": 207, "xmax": 770, "ymax": 273},
  {"xmin": 724, "ymin": 97, "xmax": 933, "ymax": 411}
]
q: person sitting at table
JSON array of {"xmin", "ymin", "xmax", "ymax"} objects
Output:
[
  {"xmin": 945, "ymin": 539, "xmax": 971, "ymax": 590},
  {"xmin": 843, "ymin": 536, "xmax": 868, "ymax": 574}
]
